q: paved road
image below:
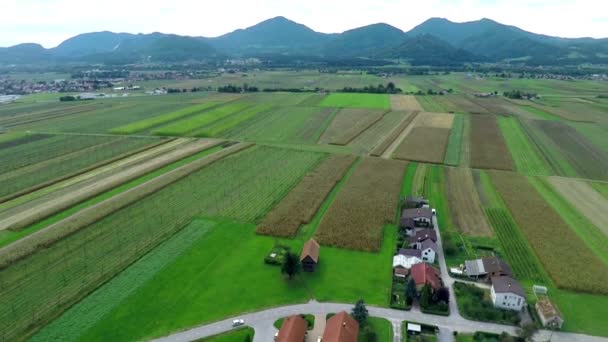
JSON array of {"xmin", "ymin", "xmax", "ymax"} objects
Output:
[{"xmin": 151, "ymin": 300, "xmax": 605, "ymax": 342}]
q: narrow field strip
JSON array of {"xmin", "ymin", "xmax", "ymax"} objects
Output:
[
  {"xmin": 445, "ymin": 167, "xmax": 493, "ymax": 237},
  {"xmin": 315, "ymin": 157, "xmax": 406, "ymax": 251},
  {"xmin": 194, "ymin": 104, "xmax": 274, "ymax": 137},
  {"xmin": 348, "ymin": 111, "xmax": 408, "ymax": 154},
  {"xmin": 0, "ymin": 139, "xmax": 223, "ymax": 232},
  {"xmin": 110, "ymin": 102, "xmax": 220, "ymax": 134},
  {"xmin": 369, "ymin": 111, "xmax": 416, "ymax": 157},
  {"xmin": 470, "ymin": 116, "xmax": 515, "ymax": 171},
  {"xmin": 30, "ymin": 219, "xmax": 216, "ymax": 342},
  {"xmin": 444, "ymin": 114, "xmax": 464, "ymax": 165},
  {"xmin": 256, "ymin": 155, "xmax": 356, "ymax": 237},
  {"xmin": 318, "ymin": 108, "xmax": 386, "ymax": 145},
  {"xmin": 498, "ymin": 116, "xmax": 552, "ymax": 175},
  {"xmin": 153, "ymin": 103, "xmax": 251, "ymax": 136},
  {"xmin": 490, "ymin": 171, "xmax": 608, "ymax": 294},
  {"xmin": 319, "ymin": 93, "xmax": 390, "ymax": 109}
]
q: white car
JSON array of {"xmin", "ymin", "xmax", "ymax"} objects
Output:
[{"xmin": 232, "ymin": 319, "xmax": 245, "ymax": 327}]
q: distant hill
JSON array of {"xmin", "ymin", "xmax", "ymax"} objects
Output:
[
  {"xmin": 322, "ymin": 23, "xmax": 405, "ymax": 57},
  {"xmin": 209, "ymin": 16, "xmax": 331, "ymax": 55},
  {"xmin": 1, "ymin": 16, "xmax": 607, "ymax": 66},
  {"xmin": 408, "ymin": 17, "xmax": 608, "ymax": 63}
]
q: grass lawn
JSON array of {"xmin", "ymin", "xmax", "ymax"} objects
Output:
[
  {"xmin": 80, "ymin": 219, "xmax": 395, "ymax": 341},
  {"xmin": 359, "ymin": 317, "xmax": 392, "ymax": 342},
  {"xmin": 319, "ymin": 93, "xmax": 390, "ymax": 109},
  {"xmin": 196, "ymin": 327, "xmax": 254, "ymax": 342},
  {"xmin": 551, "ymin": 288, "xmax": 608, "ymax": 337}
]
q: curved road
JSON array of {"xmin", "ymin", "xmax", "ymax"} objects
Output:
[{"xmin": 152, "ymin": 212, "xmax": 606, "ymax": 342}]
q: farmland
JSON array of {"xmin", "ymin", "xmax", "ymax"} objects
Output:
[
  {"xmin": 315, "ymin": 157, "xmax": 406, "ymax": 251},
  {"xmin": 1, "ymin": 70, "xmax": 608, "ymax": 340}
]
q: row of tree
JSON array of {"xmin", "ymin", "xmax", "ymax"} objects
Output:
[
  {"xmin": 217, "ymin": 83, "xmax": 259, "ymax": 93},
  {"xmin": 341, "ymin": 82, "xmax": 402, "ymax": 94}
]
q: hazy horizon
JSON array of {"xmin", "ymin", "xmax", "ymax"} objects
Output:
[{"xmin": 1, "ymin": 0, "xmax": 607, "ymax": 48}]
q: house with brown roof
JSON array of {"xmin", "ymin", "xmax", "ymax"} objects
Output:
[
  {"xmin": 300, "ymin": 239, "xmax": 320, "ymax": 272},
  {"xmin": 490, "ymin": 276, "xmax": 526, "ymax": 311},
  {"xmin": 464, "ymin": 257, "xmax": 512, "ymax": 279},
  {"xmin": 410, "ymin": 263, "xmax": 441, "ymax": 291},
  {"xmin": 400, "ymin": 208, "xmax": 434, "ymax": 230},
  {"xmin": 322, "ymin": 311, "xmax": 359, "ymax": 342},
  {"xmin": 408, "ymin": 229, "xmax": 437, "ymax": 246},
  {"xmin": 276, "ymin": 315, "xmax": 307, "ymax": 342},
  {"xmin": 536, "ymin": 297, "xmax": 564, "ymax": 329}
]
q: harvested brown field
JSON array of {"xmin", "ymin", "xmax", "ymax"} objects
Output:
[
  {"xmin": 370, "ymin": 111, "xmax": 417, "ymax": 157},
  {"xmin": 414, "ymin": 112, "xmax": 455, "ymax": 129},
  {"xmin": 445, "ymin": 167, "xmax": 493, "ymax": 236},
  {"xmin": 0, "ymin": 143, "xmax": 252, "ymax": 268},
  {"xmin": 548, "ymin": 177, "xmax": 608, "ymax": 236},
  {"xmin": 467, "ymin": 97, "xmax": 512, "ymax": 115},
  {"xmin": 319, "ymin": 108, "xmax": 386, "ymax": 145},
  {"xmin": 470, "ymin": 116, "xmax": 514, "ymax": 171},
  {"xmin": 533, "ymin": 120, "xmax": 608, "ymax": 181},
  {"xmin": 392, "ymin": 127, "xmax": 451, "ymax": 163},
  {"xmin": 437, "ymin": 96, "xmax": 490, "ymax": 114},
  {"xmin": 490, "ymin": 171, "xmax": 608, "ymax": 294},
  {"xmin": 390, "ymin": 95, "xmax": 423, "ymax": 111},
  {"xmin": 256, "ymin": 155, "xmax": 356, "ymax": 237},
  {"xmin": 315, "ymin": 157, "xmax": 406, "ymax": 251}
]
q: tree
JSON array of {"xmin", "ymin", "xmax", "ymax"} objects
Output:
[
  {"xmin": 420, "ymin": 283, "xmax": 432, "ymax": 309},
  {"xmin": 517, "ymin": 323, "xmax": 538, "ymax": 341},
  {"xmin": 436, "ymin": 286, "xmax": 450, "ymax": 304},
  {"xmin": 405, "ymin": 278, "xmax": 417, "ymax": 305},
  {"xmin": 281, "ymin": 252, "xmax": 301, "ymax": 279},
  {"xmin": 351, "ymin": 299, "xmax": 369, "ymax": 325}
]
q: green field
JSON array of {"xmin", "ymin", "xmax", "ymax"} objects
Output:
[
  {"xmin": 497, "ymin": 116, "xmax": 552, "ymax": 175},
  {"xmin": 153, "ymin": 102, "xmax": 252, "ymax": 136},
  {"xmin": 444, "ymin": 113, "xmax": 464, "ymax": 165},
  {"xmin": 319, "ymin": 93, "xmax": 390, "ymax": 109}
]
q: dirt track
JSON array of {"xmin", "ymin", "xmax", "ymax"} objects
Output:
[
  {"xmin": 549, "ymin": 177, "xmax": 608, "ymax": 236},
  {"xmin": 0, "ymin": 139, "xmax": 223, "ymax": 231}
]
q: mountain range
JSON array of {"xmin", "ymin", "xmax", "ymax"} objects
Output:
[{"xmin": 1, "ymin": 16, "xmax": 607, "ymax": 66}]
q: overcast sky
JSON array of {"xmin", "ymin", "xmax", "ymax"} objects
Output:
[{"xmin": 1, "ymin": 0, "xmax": 607, "ymax": 48}]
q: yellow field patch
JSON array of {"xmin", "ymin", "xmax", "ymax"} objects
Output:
[
  {"xmin": 413, "ymin": 112, "xmax": 455, "ymax": 129},
  {"xmin": 390, "ymin": 95, "xmax": 423, "ymax": 111}
]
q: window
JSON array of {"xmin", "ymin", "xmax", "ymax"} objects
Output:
[{"xmin": 517, "ymin": 298, "xmax": 521, "ymax": 305}]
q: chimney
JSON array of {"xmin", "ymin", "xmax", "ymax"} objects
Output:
[{"xmin": 343, "ymin": 322, "xmax": 346, "ymax": 327}]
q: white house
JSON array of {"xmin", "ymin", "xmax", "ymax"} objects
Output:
[
  {"xmin": 419, "ymin": 239, "xmax": 437, "ymax": 263},
  {"xmin": 393, "ymin": 254, "xmax": 422, "ymax": 278},
  {"xmin": 490, "ymin": 276, "xmax": 526, "ymax": 311}
]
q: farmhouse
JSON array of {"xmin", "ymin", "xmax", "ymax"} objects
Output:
[
  {"xmin": 403, "ymin": 195, "xmax": 429, "ymax": 209},
  {"xmin": 411, "ymin": 263, "xmax": 441, "ymax": 291},
  {"xmin": 536, "ymin": 298, "xmax": 564, "ymax": 329},
  {"xmin": 276, "ymin": 315, "xmax": 307, "ymax": 342},
  {"xmin": 400, "ymin": 208, "xmax": 434, "ymax": 230},
  {"xmin": 490, "ymin": 276, "xmax": 526, "ymax": 311},
  {"xmin": 300, "ymin": 239, "xmax": 320, "ymax": 272},
  {"xmin": 419, "ymin": 239, "xmax": 437, "ymax": 263},
  {"xmin": 322, "ymin": 311, "xmax": 359, "ymax": 342},
  {"xmin": 465, "ymin": 257, "xmax": 512, "ymax": 279}
]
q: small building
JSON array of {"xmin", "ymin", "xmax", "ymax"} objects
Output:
[
  {"xmin": 419, "ymin": 239, "xmax": 437, "ymax": 263},
  {"xmin": 406, "ymin": 323, "xmax": 422, "ymax": 335},
  {"xmin": 276, "ymin": 315, "xmax": 307, "ymax": 342},
  {"xmin": 411, "ymin": 263, "xmax": 441, "ymax": 291},
  {"xmin": 536, "ymin": 298, "xmax": 563, "ymax": 329},
  {"xmin": 300, "ymin": 239, "xmax": 320, "ymax": 272},
  {"xmin": 401, "ymin": 208, "xmax": 434, "ymax": 230},
  {"xmin": 322, "ymin": 311, "xmax": 359, "ymax": 342},
  {"xmin": 465, "ymin": 257, "xmax": 512, "ymax": 279},
  {"xmin": 403, "ymin": 195, "xmax": 429, "ymax": 209},
  {"xmin": 490, "ymin": 276, "xmax": 526, "ymax": 311}
]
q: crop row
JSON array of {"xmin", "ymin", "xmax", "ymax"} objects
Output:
[
  {"xmin": 315, "ymin": 157, "xmax": 406, "ymax": 251},
  {"xmin": 257, "ymin": 154, "xmax": 356, "ymax": 237},
  {"xmin": 470, "ymin": 116, "xmax": 514, "ymax": 171},
  {"xmin": 490, "ymin": 171, "xmax": 608, "ymax": 294},
  {"xmin": 194, "ymin": 104, "xmax": 274, "ymax": 137},
  {"xmin": 393, "ymin": 127, "xmax": 450, "ymax": 163},
  {"xmin": 369, "ymin": 111, "xmax": 418, "ymax": 157},
  {"xmin": 0, "ymin": 145, "xmax": 324, "ymax": 340},
  {"xmin": 153, "ymin": 103, "xmax": 251, "ymax": 136},
  {"xmin": 497, "ymin": 117, "xmax": 552, "ymax": 175},
  {"xmin": 319, "ymin": 108, "xmax": 386, "ymax": 145},
  {"xmin": 348, "ymin": 111, "xmax": 407, "ymax": 154},
  {"xmin": 110, "ymin": 102, "xmax": 220, "ymax": 134}
]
